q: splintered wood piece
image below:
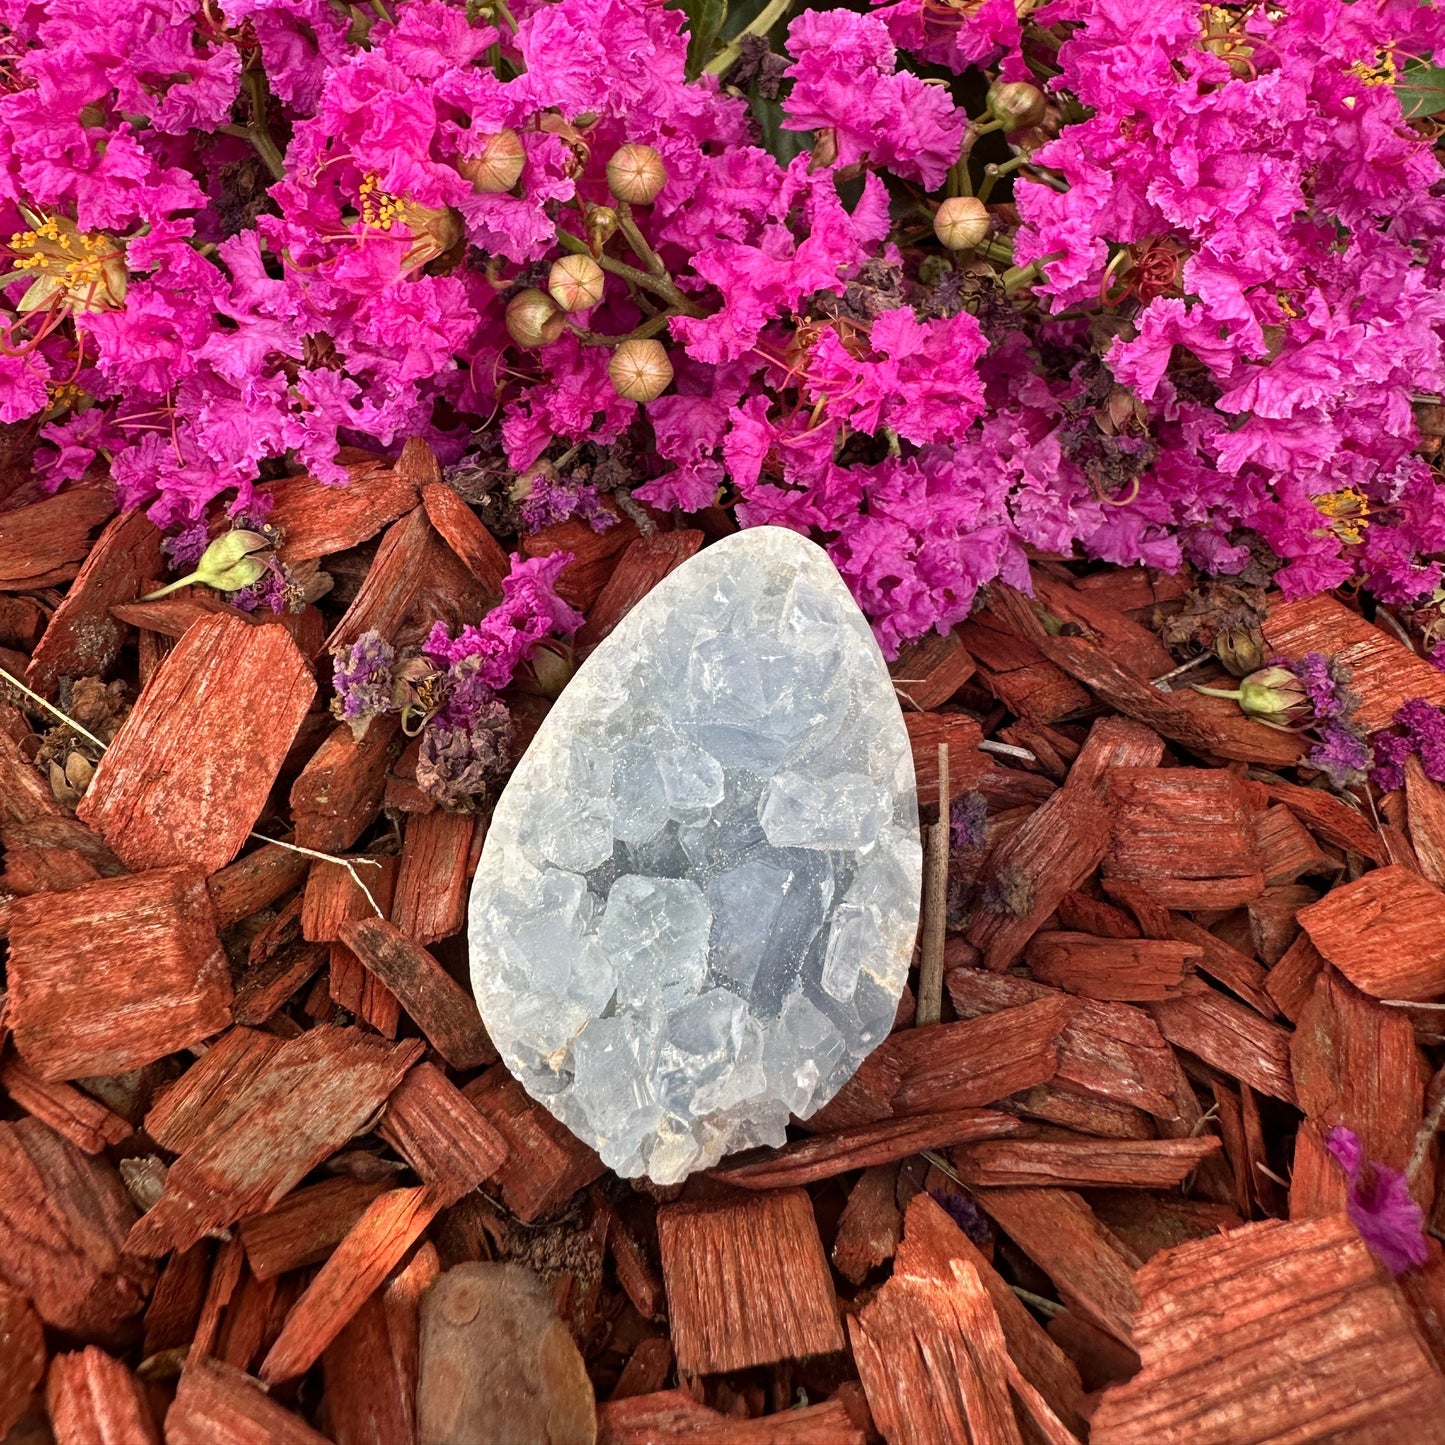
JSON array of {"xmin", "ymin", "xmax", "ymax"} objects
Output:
[
  {"xmin": 78, "ymin": 615, "xmax": 315, "ymax": 874},
  {"xmin": 6, "ymin": 866, "xmax": 232, "ymax": 1081},
  {"xmin": 610, "ymin": 1339, "xmax": 674, "ymax": 1403},
  {"xmin": 1026, "ymin": 933, "xmax": 1198, "ymax": 1000},
  {"xmin": 1405, "ymin": 756, "xmax": 1445, "ymax": 890},
  {"xmin": 958, "ymin": 615, "xmax": 1093, "ymax": 723},
  {"xmin": 966, "ymin": 784, "xmax": 1113, "ymax": 970},
  {"xmin": 167, "ymin": 1357, "xmax": 333, "ymax": 1445},
  {"xmin": 1011, "ymin": 1083, "xmax": 1155, "ymax": 1140},
  {"xmin": 597, "ymin": 1391, "xmax": 864, "ymax": 1444},
  {"xmin": 1256, "ymin": 804, "xmax": 1336, "ymax": 886},
  {"xmin": 1261, "ymin": 780, "xmax": 1386, "ymax": 862},
  {"xmin": 391, "ymin": 809, "xmax": 476, "ymax": 945},
  {"xmin": 263, "ymin": 460, "xmax": 418, "ymax": 563},
  {"xmin": 462, "ymin": 1067, "xmax": 604, "ymax": 1223},
  {"xmin": 946, "ymin": 964, "xmax": 1180, "ymax": 1121},
  {"xmin": 905, "ymin": 711, "xmax": 987, "ymax": 806},
  {"xmin": 0, "ymin": 1119, "xmax": 153, "ymax": 1339},
  {"xmin": 1290, "ymin": 969, "xmax": 1425, "ymax": 1211},
  {"xmin": 522, "ymin": 511, "xmax": 640, "ymax": 610},
  {"xmin": 0, "ymin": 1054, "xmax": 132, "ymax": 1153},
  {"xmin": 377, "ymin": 1062, "xmax": 507, "ymax": 1205},
  {"xmin": 832, "ymin": 1165, "xmax": 902, "ymax": 1285},
  {"xmin": 975, "ymin": 1188, "xmax": 1142, "ymax": 1347},
  {"xmin": 0, "ymin": 486, "xmax": 113, "ymax": 590},
  {"xmin": 1167, "ymin": 917, "xmax": 1276, "ymax": 1020},
  {"xmin": 144, "ymin": 1244, "xmax": 210, "ymax": 1357},
  {"xmin": 0, "ymin": 716, "xmax": 67, "ymax": 826},
  {"xmin": 1033, "ymin": 633, "xmax": 1306, "ymax": 768},
  {"xmin": 324, "ymin": 1241, "xmax": 437, "ymax": 1445},
  {"xmin": 1056, "ymin": 890, "xmax": 1142, "ymax": 939},
  {"xmin": 26, "ymin": 507, "xmax": 164, "ymax": 697},
  {"xmin": 208, "ymin": 842, "xmax": 312, "ymax": 932},
  {"xmin": 144, "ymin": 1027, "xmax": 285, "ymax": 1153},
  {"xmin": 576, "ymin": 529, "xmax": 705, "ymax": 652},
  {"xmin": 128, "ymin": 1028, "xmax": 423, "ymax": 1256},
  {"xmin": 302, "ymin": 855, "xmax": 398, "ymax": 943},
  {"xmin": 1027, "ymin": 574, "xmax": 1175, "ymax": 678},
  {"xmin": 421, "ymin": 480, "xmax": 511, "ymax": 594},
  {"xmin": 850, "ymin": 1198, "xmax": 1024, "ymax": 1445},
  {"xmin": 1066, "ymin": 716, "xmax": 1166, "ymax": 795},
  {"xmin": 1090, "ymin": 1214, "xmax": 1445, "ymax": 1445},
  {"xmin": 1298, "ymin": 864, "xmax": 1445, "ymax": 1001},
  {"xmin": 1103, "ymin": 768, "xmax": 1264, "ymax": 909},
  {"xmin": 1264, "ymin": 594, "xmax": 1445, "ymax": 732},
  {"xmin": 259, "ymin": 1185, "xmax": 439, "ymax": 1383},
  {"xmin": 291, "ymin": 716, "xmax": 402, "ymax": 854},
  {"xmin": 330, "ymin": 941, "xmax": 402, "ymax": 1036},
  {"xmin": 1248, "ymin": 883, "xmax": 1314, "ymax": 967},
  {"xmin": 46, "ymin": 1347, "xmax": 160, "ymax": 1445},
  {"xmin": 950, "ymin": 1138, "xmax": 1221, "ymax": 1190},
  {"xmin": 1149, "ymin": 982, "xmax": 1298, "ymax": 1105},
  {"xmin": 0, "ymin": 594, "xmax": 44, "ymax": 649},
  {"xmin": 231, "ymin": 942, "xmax": 328, "ymax": 1027},
  {"xmin": 340, "ymin": 917, "xmax": 494, "ymax": 1071},
  {"xmin": 658, "ymin": 1188, "xmax": 843, "ymax": 1374},
  {"xmin": 0, "ymin": 1279, "xmax": 44, "ymax": 1439},
  {"xmin": 710, "ymin": 1109, "xmax": 1022, "ymax": 1189},
  {"xmin": 328, "ymin": 506, "xmax": 494, "ymax": 656},
  {"xmin": 888, "ymin": 630, "xmax": 977, "ymax": 711},
  {"xmin": 239, "ymin": 1176, "xmax": 392, "ymax": 1282},
  {"xmin": 592, "ymin": 1190, "xmax": 663, "ymax": 1321}
]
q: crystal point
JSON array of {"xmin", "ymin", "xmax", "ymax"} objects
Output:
[{"xmin": 469, "ymin": 527, "xmax": 922, "ymax": 1183}]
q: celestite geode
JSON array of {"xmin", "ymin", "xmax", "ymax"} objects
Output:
[{"xmin": 468, "ymin": 527, "xmax": 922, "ymax": 1183}]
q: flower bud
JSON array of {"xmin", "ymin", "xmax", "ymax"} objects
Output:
[
  {"xmin": 458, "ymin": 129, "xmax": 526, "ymax": 193},
  {"xmin": 1215, "ymin": 625, "xmax": 1265, "ymax": 677},
  {"xmin": 586, "ymin": 204, "xmax": 619, "ymax": 250},
  {"xmin": 608, "ymin": 338, "xmax": 673, "ymax": 402},
  {"xmin": 505, "ymin": 288, "xmax": 566, "ymax": 349},
  {"xmin": 531, "ymin": 641, "xmax": 574, "ymax": 699},
  {"xmin": 933, "ymin": 196, "xmax": 990, "ymax": 251},
  {"xmin": 606, "ymin": 144, "xmax": 667, "ymax": 205},
  {"xmin": 141, "ymin": 529, "xmax": 272, "ymax": 600},
  {"xmin": 987, "ymin": 80, "xmax": 1047, "ymax": 130},
  {"xmin": 548, "ymin": 254, "xmax": 605, "ymax": 313},
  {"xmin": 1195, "ymin": 666, "xmax": 1309, "ymax": 727}
]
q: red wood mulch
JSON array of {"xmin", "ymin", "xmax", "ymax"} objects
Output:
[{"xmin": 1, "ymin": 444, "xmax": 1444, "ymax": 1444}]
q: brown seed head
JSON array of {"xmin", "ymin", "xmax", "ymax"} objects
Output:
[
  {"xmin": 505, "ymin": 288, "xmax": 566, "ymax": 349},
  {"xmin": 605, "ymin": 144, "xmax": 667, "ymax": 205},
  {"xmin": 548, "ymin": 254, "xmax": 606, "ymax": 313},
  {"xmin": 608, "ymin": 338, "xmax": 673, "ymax": 402},
  {"xmin": 458, "ymin": 129, "xmax": 526, "ymax": 193}
]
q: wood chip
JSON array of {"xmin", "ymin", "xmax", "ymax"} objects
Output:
[
  {"xmin": 0, "ymin": 487, "xmax": 113, "ymax": 591},
  {"xmin": 377, "ymin": 1062, "xmax": 507, "ymax": 1205},
  {"xmin": 1298, "ymin": 864, "xmax": 1445, "ymax": 1001},
  {"xmin": 263, "ymin": 459, "xmax": 419, "ymax": 564},
  {"xmin": 949, "ymin": 1137, "xmax": 1222, "ymax": 1189},
  {"xmin": 850, "ymin": 1194, "xmax": 1024, "ymax": 1445},
  {"xmin": 831, "ymin": 1165, "xmax": 902, "ymax": 1286},
  {"xmin": 710, "ymin": 1109, "xmax": 1023, "ymax": 1189},
  {"xmin": 6, "ymin": 866, "xmax": 231, "ymax": 1080},
  {"xmin": 461, "ymin": 1067, "xmax": 604, "ymax": 1223},
  {"xmin": 0, "ymin": 1279, "xmax": 44, "ymax": 1439},
  {"xmin": 78, "ymin": 614, "xmax": 316, "ymax": 874},
  {"xmin": 128, "ymin": 1028, "xmax": 422, "ymax": 1256},
  {"xmin": 301, "ymin": 854, "xmax": 397, "ymax": 944},
  {"xmin": 658, "ymin": 1189, "xmax": 844, "ymax": 1374},
  {"xmin": 0, "ymin": 1054, "xmax": 132, "ymax": 1154},
  {"xmin": 966, "ymin": 784, "xmax": 1113, "ymax": 970},
  {"xmin": 290, "ymin": 716, "xmax": 402, "ymax": 854},
  {"xmin": 0, "ymin": 1119, "xmax": 154, "ymax": 1339},
  {"xmin": 522, "ymin": 511, "xmax": 639, "ymax": 610},
  {"xmin": 958, "ymin": 615, "xmax": 1093, "ymax": 723},
  {"xmin": 1026, "ymin": 933, "xmax": 1199, "ymax": 1000},
  {"xmin": 390, "ymin": 808, "xmax": 477, "ymax": 946},
  {"xmin": 575, "ymin": 529, "xmax": 705, "ymax": 652},
  {"xmin": 260, "ymin": 1184, "xmax": 440, "ymax": 1383},
  {"xmin": 597, "ymin": 1390, "xmax": 865, "ymax": 1444},
  {"xmin": 1255, "ymin": 803, "xmax": 1336, "ymax": 886},
  {"xmin": 888, "ymin": 631, "xmax": 977, "ymax": 711},
  {"xmin": 167, "ymin": 1357, "xmax": 333, "ymax": 1445},
  {"xmin": 239, "ymin": 1176, "xmax": 392, "ymax": 1282},
  {"xmin": 46, "ymin": 1346, "xmax": 160, "ymax": 1445},
  {"xmin": 340, "ymin": 916, "xmax": 495, "ymax": 1071},
  {"xmin": 905, "ymin": 711, "xmax": 987, "ymax": 806},
  {"xmin": 1149, "ymin": 981, "xmax": 1298, "ymax": 1105},
  {"xmin": 207, "ymin": 841, "xmax": 312, "ymax": 933},
  {"xmin": 1261, "ymin": 780, "xmax": 1386, "ymax": 862},
  {"xmin": 974, "ymin": 1188, "xmax": 1141, "ymax": 1347},
  {"xmin": 1090, "ymin": 1214, "xmax": 1445, "ymax": 1445},
  {"xmin": 421, "ymin": 481, "xmax": 512, "ymax": 593}
]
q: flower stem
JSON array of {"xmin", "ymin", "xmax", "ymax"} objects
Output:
[
  {"xmin": 976, "ymin": 152, "xmax": 1030, "ymax": 206},
  {"xmin": 555, "ymin": 227, "xmax": 705, "ymax": 317},
  {"xmin": 703, "ymin": 0, "xmax": 794, "ymax": 77}
]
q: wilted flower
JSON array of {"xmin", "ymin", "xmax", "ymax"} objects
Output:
[
  {"xmin": 1327, "ymin": 1126, "xmax": 1428, "ymax": 1276},
  {"xmin": 330, "ymin": 631, "xmax": 397, "ymax": 737}
]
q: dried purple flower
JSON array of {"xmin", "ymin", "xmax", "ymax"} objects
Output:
[
  {"xmin": 950, "ymin": 790, "xmax": 989, "ymax": 853},
  {"xmin": 415, "ymin": 698, "xmax": 514, "ymax": 810},
  {"xmin": 930, "ymin": 1190, "xmax": 990, "ymax": 1248},
  {"xmin": 1289, "ymin": 651, "xmax": 1348, "ymax": 721},
  {"xmin": 1326, "ymin": 1126, "xmax": 1428, "ymax": 1276},
  {"xmin": 162, "ymin": 519, "xmax": 210, "ymax": 571},
  {"xmin": 330, "ymin": 630, "xmax": 397, "ymax": 734},
  {"xmin": 518, "ymin": 471, "xmax": 618, "ymax": 535},
  {"xmin": 1368, "ymin": 698, "xmax": 1445, "ymax": 791},
  {"xmin": 1306, "ymin": 718, "xmax": 1373, "ymax": 789}
]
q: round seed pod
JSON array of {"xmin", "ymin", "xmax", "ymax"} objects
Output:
[
  {"xmin": 505, "ymin": 289, "xmax": 566, "ymax": 349},
  {"xmin": 548, "ymin": 254, "xmax": 606, "ymax": 313},
  {"xmin": 933, "ymin": 196, "xmax": 990, "ymax": 251},
  {"xmin": 458, "ymin": 129, "xmax": 526, "ymax": 193},
  {"xmin": 986, "ymin": 80, "xmax": 1047, "ymax": 131},
  {"xmin": 605, "ymin": 144, "xmax": 667, "ymax": 205},
  {"xmin": 608, "ymin": 338, "xmax": 673, "ymax": 402}
]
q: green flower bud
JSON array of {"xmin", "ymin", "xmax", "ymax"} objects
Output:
[
  {"xmin": 142, "ymin": 530, "xmax": 271, "ymax": 600},
  {"xmin": 505, "ymin": 288, "xmax": 566, "ymax": 348},
  {"xmin": 608, "ymin": 338, "xmax": 673, "ymax": 402},
  {"xmin": 987, "ymin": 80, "xmax": 1047, "ymax": 131},
  {"xmin": 606, "ymin": 144, "xmax": 666, "ymax": 205},
  {"xmin": 1195, "ymin": 666, "xmax": 1309, "ymax": 726},
  {"xmin": 548, "ymin": 254, "xmax": 606, "ymax": 313}
]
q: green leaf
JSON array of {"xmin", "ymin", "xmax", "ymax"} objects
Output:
[
  {"xmin": 1397, "ymin": 60, "xmax": 1445, "ymax": 119},
  {"xmin": 682, "ymin": 0, "xmax": 729, "ymax": 80}
]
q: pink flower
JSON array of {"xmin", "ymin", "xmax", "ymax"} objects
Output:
[{"xmin": 1327, "ymin": 1126, "xmax": 1428, "ymax": 1276}]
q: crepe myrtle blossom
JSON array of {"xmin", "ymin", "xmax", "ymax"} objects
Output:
[{"xmin": 0, "ymin": 0, "xmax": 1441, "ymax": 660}]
